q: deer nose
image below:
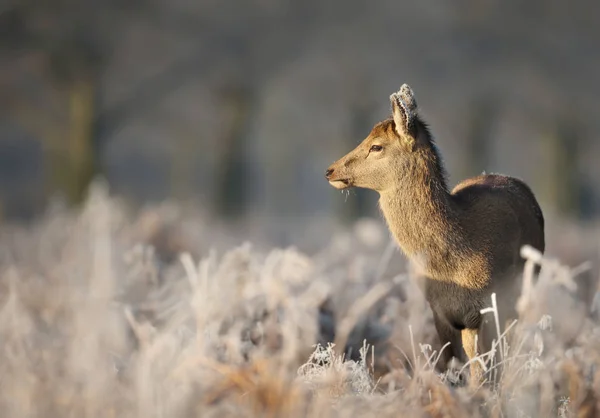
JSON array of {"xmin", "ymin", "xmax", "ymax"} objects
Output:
[{"xmin": 325, "ymin": 167, "xmax": 334, "ymax": 179}]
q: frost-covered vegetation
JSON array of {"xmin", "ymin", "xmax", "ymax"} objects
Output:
[{"xmin": 0, "ymin": 181, "xmax": 598, "ymax": 418}]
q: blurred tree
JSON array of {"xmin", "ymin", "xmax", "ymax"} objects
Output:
[
  {"xmin": 542, "ymin": 115, "xmax": 585, "ymax": 219},
  {"xmin": 49, "ymin": 23, "xmax": 104, "ymax": 205},
  {"xmin": 96, "ymin": 0, "xmax": 316, "ymax": 219},
  {"xmin": 1, "ymin": 0, "xmax": 320, "ymax": 218},
  {"xmin": 212, "ymin": 82, "xmax": 254, "ymax": 220},
  {"xmin": 0, "ymin": 0, "xmax": 121, "ymax": 205},
  {"xmin": 461, "ymin": 95, "xmax": 497, "ymax": 179}
]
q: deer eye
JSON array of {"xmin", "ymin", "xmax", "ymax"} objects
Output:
[{"xmin": 370, "ymin": 145, "xmax": 383, "ymax": 152}]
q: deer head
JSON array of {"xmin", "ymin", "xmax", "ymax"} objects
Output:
[{"xmin": 325, "ymin": 84, "xmax": 431, "ymax": 194}]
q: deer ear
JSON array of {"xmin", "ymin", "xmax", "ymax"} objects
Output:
[{"xmin": 390, "ymin": 84, "xmax": 418, "ymax": 139}]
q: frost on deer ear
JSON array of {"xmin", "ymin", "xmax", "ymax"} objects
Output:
[{"xmin": 390, "ymin": 84, "xmax": 417, "ymax": 139}]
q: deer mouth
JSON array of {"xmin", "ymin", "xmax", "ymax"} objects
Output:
[{"xmin": 328, "ymin": 179, "xmax": 351, "ymax": 189}]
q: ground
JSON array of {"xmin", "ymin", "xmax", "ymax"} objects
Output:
[{"xmin": 0, "ymin": 182, "xmax": 598, "ymax": 418}]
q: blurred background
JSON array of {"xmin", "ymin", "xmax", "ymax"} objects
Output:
[{"xmin": 1, "ymin": 0, "xmax": 599, "ymax": 249}]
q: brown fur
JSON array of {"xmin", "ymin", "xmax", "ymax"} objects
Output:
[{"xmin": 325, "ymin": 84, "xmax": 545, "ymax": 387}]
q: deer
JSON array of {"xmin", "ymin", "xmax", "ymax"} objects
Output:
[{"xmin": 324, "ymin": 84, "xmax": 545, "ymax": 387}]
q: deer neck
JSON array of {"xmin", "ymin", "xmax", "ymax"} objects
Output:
[{"xmin": 378, "ymin": 170, "xmax": 464, "ymax": 275}]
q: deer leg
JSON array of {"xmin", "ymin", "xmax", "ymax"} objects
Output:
[
  {"xmin": 479, "ymin": 311, "xmax": 512, "ymax": 387},
  {"xmin": 461, "ymin": 328, "xmax": 483, "ymax": 388},
  {"xmin": 432, "ymin": 312, "xmax": 463, "ymax": 373}
]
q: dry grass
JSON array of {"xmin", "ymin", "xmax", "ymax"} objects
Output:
[{"xmin": 0, "ymin": 180, "xmax": 599, "ymax": 417}]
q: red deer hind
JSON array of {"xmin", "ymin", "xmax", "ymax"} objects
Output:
[{"xmin": 325, "ymin": 84, "xmax": 545, "ymax": 386}]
